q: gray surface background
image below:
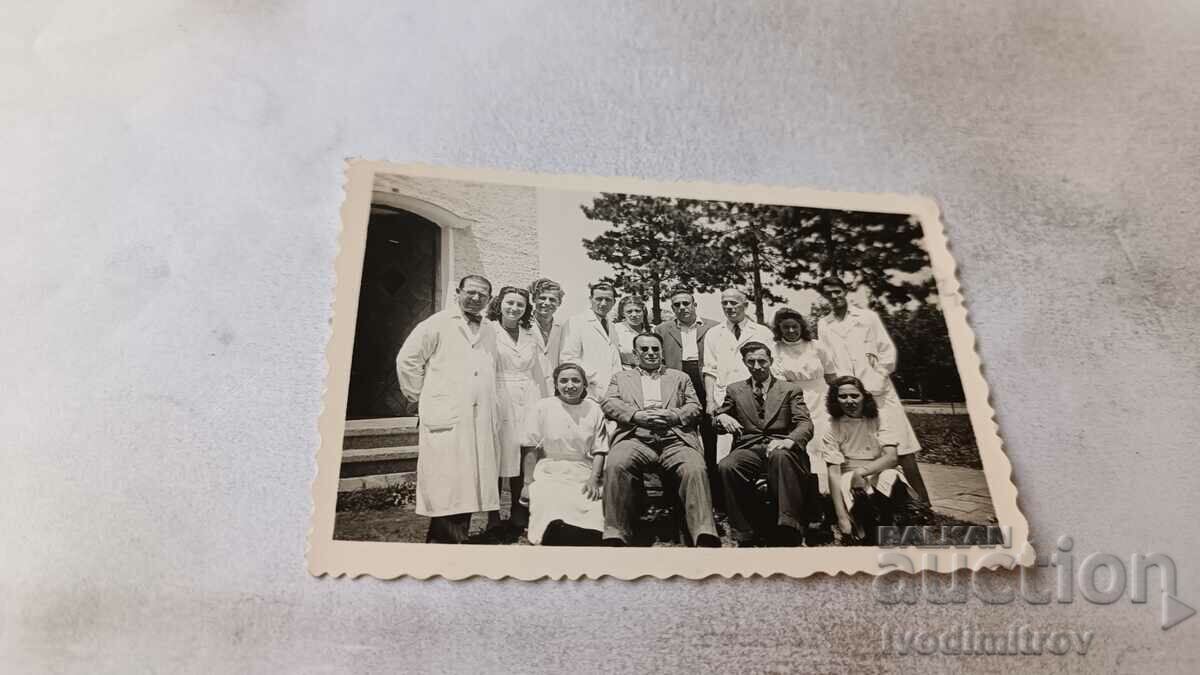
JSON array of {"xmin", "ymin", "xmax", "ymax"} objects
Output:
[{"xmin": 3, "ymin": 1, "xmax": 1198, "ymax": 672}]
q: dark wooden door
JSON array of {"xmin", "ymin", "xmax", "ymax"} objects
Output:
[{"xmin": 345, "ymin": 208, "xmax": 439, "ymax": 419}]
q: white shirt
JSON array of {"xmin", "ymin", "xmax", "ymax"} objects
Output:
[
  {"xmin": 639, "ymin": 367, "xmax": 664, "ymax": 409},
  {"xmin": 678, "ymin": 320, "xmax": 699, "ymax": 361},
  {"xmin": 702, "ymin": 316, "xmax": 774, "ymax": 408}
]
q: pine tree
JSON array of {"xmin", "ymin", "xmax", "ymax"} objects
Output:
[
  {"xmin": 776, "ymin": 207, "xmax": 935, "ymax": 307},
  {"xmin": 581, "ymin": 194, "xmax": 737, "ymax": 323}
]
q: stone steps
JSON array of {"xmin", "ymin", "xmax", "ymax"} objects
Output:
[
  {"xmin": 343, "ymin": 417, "xmax": 419, "ymax": 450},
  {"xmin": 338, "ymin": 471, "xmax": 415, "ymax": 492},
  {"xmin": 340, "ymin": 417, "xmax": 420, "ymax": 488},
  {"xmin": 339, "ymin": 446, "xmax": 419, "ymax": 478}
]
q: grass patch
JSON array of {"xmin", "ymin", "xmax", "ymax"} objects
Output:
[
  {"xmin": 909, "ymin": 413, "xmax": 982, "ymax": 469},
  {"xmin": 336, "ymin": 481, "xmax": 415, "ymax": 512}
]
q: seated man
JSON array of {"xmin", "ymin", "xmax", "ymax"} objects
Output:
[
  {"xmin": 715, "ymin": 341, "xmax": 814, "ymax": 546},
  {"xmin": 600, "ymin": 332, "xmax": 720, "ymax": 547}
]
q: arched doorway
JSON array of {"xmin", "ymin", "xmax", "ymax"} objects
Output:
[{"xmin": 344, "ymin": 206, "xmax": 440, "ymax": 419}]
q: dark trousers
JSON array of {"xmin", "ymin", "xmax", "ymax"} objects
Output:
[
  {"xmin": 542, "ymin": 521, "xmax": 603, "ymax": 546},
  {"xmin": 849, "ymin": 485, "xmax": 933, "ymax": 546},
  {"xmin": 604, "ymin": 436, "xmax": 718, "ymax": 545},
  {"xmin": 426, "ymin": 513, "xmax": 472, "ymax": 544},
  {"xmin": 680, "ymin": 360, "xmax": 722, "ymax": 510},
  {"xmin": 718, "ymin": 444, "xmax": 810, "ymax": 543}
]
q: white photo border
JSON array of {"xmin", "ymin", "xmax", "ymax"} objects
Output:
[{"xmin": 308, "ymin": 161, "xmax": 1032, "ymax": 579}]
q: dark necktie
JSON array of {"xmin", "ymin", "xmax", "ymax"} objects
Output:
[
  {"xmin": 464, "ymin": 313, "xmax": 481, "ymax": 326},
  {"xmin": 732, "ymin": 322, "xmax": 742, "ymax": 340},
  {"xmin": 753, "ymin": 382, "xmax": 765, "ymax": 419},
  {"xmin": 601, "ymin": 317, "xmax": 609, "ymax": 334}
]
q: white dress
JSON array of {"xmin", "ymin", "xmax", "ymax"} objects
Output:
[
  {"xmin": 522, "ymin": 397, "xmax": 610, "ymax": 544},
  {"xmin": 773, "ymin": 339, "xmax": 837, "ymax": 493},
  {"xmin": 495, "ymin": 325, "xmax": 544, "ymax": 478}
]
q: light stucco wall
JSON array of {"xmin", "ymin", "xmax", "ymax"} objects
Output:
[{"xmin": 373, "ymin": 173, "xmax": 540, "ymax": 300}]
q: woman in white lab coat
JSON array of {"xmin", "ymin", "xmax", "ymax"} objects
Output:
[{"xmin": 487, "ymin": 286, "xmax": 544, "ymax": 531}]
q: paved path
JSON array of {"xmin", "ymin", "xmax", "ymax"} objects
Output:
[
  {"xmin": 917, "ymin": 461, "xmax": 996, "ymax": 525},
  {"xmin": 903, "ymin": 401, "xmax": 969, "ymax": 415}
]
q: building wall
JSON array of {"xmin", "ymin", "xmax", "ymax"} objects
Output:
[{"xmin": 372, "ymin": 174, "xmax": 540, "ymax": 301}]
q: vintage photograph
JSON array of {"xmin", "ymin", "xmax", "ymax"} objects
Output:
[{"xmin": 309, "ymin": 164, "xmax": 1027, "ymax": 579}]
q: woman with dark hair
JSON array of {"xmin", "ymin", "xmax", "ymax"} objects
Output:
[
  {"xmin": 822, "ymin": 376, "xmax": 930, "ymax": 545},
  {"xmin": 771, "ymin": 307, "xmax": 837, "ymax": 496},
  {"xmin": 486, "ymin": 286, "xmax": 543, "ymax": 531},
  {"xmin": 519, "ymin": 362, "xmax": 608, "ymax": 545},
  {"xmin": 612, "ymin": 295, "xmax": 651, "ymax": 369}
]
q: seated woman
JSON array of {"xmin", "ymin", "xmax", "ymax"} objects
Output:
[
  {"xmin": 520, "ymin": 363, "xmax": 609, "ymax": 545},
  {"xmin": 612, "ymin": 295, "xmax": 651, "ymax": 370},
  {"xmin": 823, "ymin": 376, "xmax": 931, "ymax": 545}
]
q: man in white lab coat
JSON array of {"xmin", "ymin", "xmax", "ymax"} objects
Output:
[
  {"xmin": 702, "ymin": 289, "xmax": 775, "ymax": 419},
  {"xmin": 396, "ymin": 274, "xmax": 501, "ymax": 543},
  {"xmin": 558, "ymin": 281, "xmax": 621, "ymax": 401},
  {"xmin": 815, "ymin": 276, "xmax": 930, "ymax": 504}
]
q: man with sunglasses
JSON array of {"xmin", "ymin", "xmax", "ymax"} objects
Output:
[
  {"xmin": 653, "ymin": 288, "xmax": 721, "ymax": 506},
  {"xmin": 600, "ymin": 332, "xmax": 720, "ymax": 547}
]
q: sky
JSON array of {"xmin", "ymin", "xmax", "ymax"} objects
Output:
[{"xmin": 535, "ymin": 189, "xmax": 870, "ymax": 324}]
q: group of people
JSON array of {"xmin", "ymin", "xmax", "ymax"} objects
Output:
[{"xmin": 394, "ymin": 272, "xmax": 933, "ymax": 546}]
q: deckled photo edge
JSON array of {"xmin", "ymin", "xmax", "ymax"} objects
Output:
[{"xmin": 308, "ymin": 161, "xmax": 1032, "ymax": 579}]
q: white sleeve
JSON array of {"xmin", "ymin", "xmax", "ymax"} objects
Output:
[
  {"xmin": 589, "ymin": 405, "xmax": 611, "ymax": 457},
  {"xmin": 521, "ymin": 399, "xmax": 545, "ymax": 448},
  {"xmin": 816, "ymin": 341, "xmax": 837, "ymax": 375},
  {"xmin": 395, "ymin": 317, "xmax": 436, "ymax": 402},
  {"xmin": 702, "ymin": 328, "xmax": 720, "ymax": 379},
  {"xmin": 866, "ymin": 311, "xmax": 897, "ymax": 375},
  {"xmin": 821, "ymin": 423, "xmax": 845, "ymax": 466}
]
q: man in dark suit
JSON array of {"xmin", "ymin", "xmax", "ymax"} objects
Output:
[
  {"xmin": 653, "ymin": 288, "xmax": 722, "ymax": 507},
  {"xmin": 715, "ymin": 341, "xmax": 814, "ymax": 546},
  {"xmin": 601, "ymin": 332, "xmax": 720, "ymax": 547}
]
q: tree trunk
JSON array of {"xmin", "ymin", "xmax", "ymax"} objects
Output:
[
  {"xmin": 822, "ymin": 212, "xmax": 837, "ymax": 277},
  {"xmin": 750, "ymin": 235, "xmax": 765, "ymax": 323},
  {"xmin": 650, "ymin": 272, "xmax": 662, "ymax": 325}
]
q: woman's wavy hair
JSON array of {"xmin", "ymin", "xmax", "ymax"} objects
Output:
[
  {"xmin": 771, "ymin": 306, "xmax": 813, "ymax": 343},
  {"xmin": 486, "ymin": 286, "xmax": 533, "ymax": 328},
  {"xmin": 616, "ymin": 294, "xmax": 651, "ymax": 332},
  {"xmin": 826, "ymin": 375, "xmax": 879, "ymax": 420},
  {"xmin": 552, "ymin": 362, "xmax": 589, "ymax": 399}
]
